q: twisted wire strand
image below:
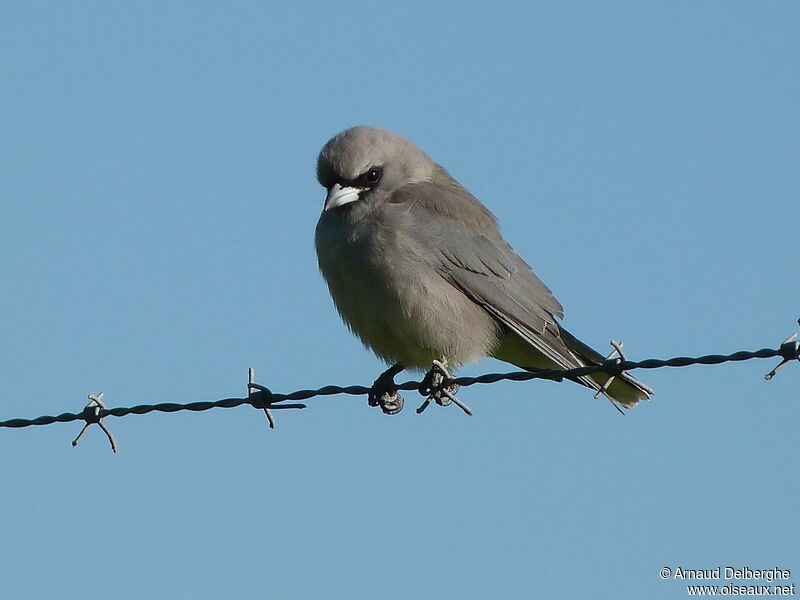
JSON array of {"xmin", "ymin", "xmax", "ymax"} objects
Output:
[{"xmin": 1, "ymin": 343, "xmax": 796, "ymax": 432}]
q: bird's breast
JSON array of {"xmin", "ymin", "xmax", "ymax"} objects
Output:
[{"xmin": 315, "ymin": 213, "xmax": 499, "ymax": 368}]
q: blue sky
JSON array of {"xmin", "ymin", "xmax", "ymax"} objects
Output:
[{"xmin": 1, "ymin": 2, "xmax": 798, "ymax": 598}]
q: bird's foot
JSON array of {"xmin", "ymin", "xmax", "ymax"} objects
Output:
[
  {"xmin": 429, "ymin": 359, "xmax": 457, "ymax": 407},
  {"xmin": 417, "ymin": 358, "xmax": 473, "ymax": 416},
  {"xmin": 368, "ymin": 363, "xmax": 405, "ymax": 415}
]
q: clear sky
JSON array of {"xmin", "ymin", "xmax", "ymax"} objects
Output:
[{"xmin": 1, "ymin": 2, "xmax": 798, "ymax": 599}]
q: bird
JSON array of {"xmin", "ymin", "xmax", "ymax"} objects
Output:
[{"xmin": 314, "ymin": 126, "xmax": 653, "ymax": 414}]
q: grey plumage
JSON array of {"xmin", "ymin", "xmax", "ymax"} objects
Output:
[{"xmin": 315, "ymin": 126, "xmax": 653, "ymax": 407}]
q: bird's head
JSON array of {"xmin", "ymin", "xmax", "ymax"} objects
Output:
[{"xmin": 316, "ymin": 126, "xmax": 435, "ymax": 216}]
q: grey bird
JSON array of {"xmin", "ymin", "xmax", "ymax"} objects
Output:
[{"xmin": 314, "ymin": 126, "xmax": 653, "ymax": 413}]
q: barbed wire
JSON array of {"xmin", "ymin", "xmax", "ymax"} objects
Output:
[{"xmin": 1, "ymin": 320, "xmax": 798, "ymax": 452}]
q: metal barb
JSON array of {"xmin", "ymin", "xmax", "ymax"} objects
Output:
[
  {"xmin": 417, "ymin": 358, "xmax": 473, "ymax": 416},
  {"xmin": 248, "ymin": 368, "xmax": 276, "ymax": 428},
  {"xmin": 72, "ymin": 393, "xmax": 117, "ymax": 453},
  {"xmin": 764, "ymin": 324, "xmax": 800, "ymax": 381},
  {"xmin": 594, "ymin": 341, "xmax": 626, "ymax": 400}
]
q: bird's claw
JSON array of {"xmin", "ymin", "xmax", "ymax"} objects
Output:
[
  {"xmin": 418, "ymin": 358, "xmax": 472, "ymax": 416},
  {"xmin": 428, "ymin": 359, "xmax": 458, "ymax": 406},
  {"xmin": 375, "ymin": 391, "xmax": 404, "ymax": 415},
  {"xmin": 368, "ymin": 364, "xmax": 405, "ymax": 415}
]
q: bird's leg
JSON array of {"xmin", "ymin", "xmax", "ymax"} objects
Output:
[
  {"xmin": 417, "ymin": 357, "xmax": 473, "ymax": 416},
  {"xmin": 368, "ymin": 363, "xmax": 405, "ymax": 415},
  {"xmin": 429, "ymin": 358, "xmax": 454, "ymax": 407}
]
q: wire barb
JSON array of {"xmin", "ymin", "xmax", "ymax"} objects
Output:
[
  {"xmin": 764, "ymin": 320, "xmax": 800, "ymax": 381},
  {"xmin": 71, "ymin": 393, "xmax": 117, "ymax": 453},
  {"xmin": 248, "ymin": 367, "xmax": 276, "ymax": 428},
  {"xmin": 417, "ymin": 358, "xmax": 473, "ymax": 416},
  {"xmin": 594, "ymin": 340, "xmax": 625, "ymax": 399}
]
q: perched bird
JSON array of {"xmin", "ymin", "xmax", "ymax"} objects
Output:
[{"xmin": 314, "ymin": 126, "xmax": 653, "ymax": 413}]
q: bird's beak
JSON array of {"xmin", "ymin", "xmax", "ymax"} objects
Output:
[{"xmin": 324, "ymin": 183, "xmax": 362, "ymax": 211}]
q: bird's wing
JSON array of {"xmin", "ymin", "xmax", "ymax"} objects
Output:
[
  {"xmin": 387, "ymin": 181, "xmax": 594, "ymax": 373},
  {"xmin": 386, "ymin": 180, "xmax": 653, "ymax": 405}
]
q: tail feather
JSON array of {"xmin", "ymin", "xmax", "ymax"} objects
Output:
[
  {"xmin": 492, "ymin": 324, "xmax": 654, "ymax": 408},
  {"xmin": 558, "ymin": 327, "xmax": 654, "ymax": 408}
]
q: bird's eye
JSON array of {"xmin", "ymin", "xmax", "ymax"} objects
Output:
[{"xmin": 364, "ymin": 167, "xmax": 382, "ymax": 185}]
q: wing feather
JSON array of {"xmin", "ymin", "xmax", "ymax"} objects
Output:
[
  {"xmin": 383, "ymin": 176, "xmax": 652, "ymax": 405},
  {"xmin": 387, "ymin": 179, "xmax": 586, "ymax": 372}
]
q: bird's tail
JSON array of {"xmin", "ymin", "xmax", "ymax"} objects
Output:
[
  {"xmin": 492, "ymin": 323, "xmax": 654, "ymax": 408},
  {"xmin": 557, "ymin": 327, "xmax": 653, "ymax": 408}
]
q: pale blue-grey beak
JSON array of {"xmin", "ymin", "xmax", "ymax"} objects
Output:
[{"xmin": 324, "ymin": 183, "xmax": 362, "ymax": 211}]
